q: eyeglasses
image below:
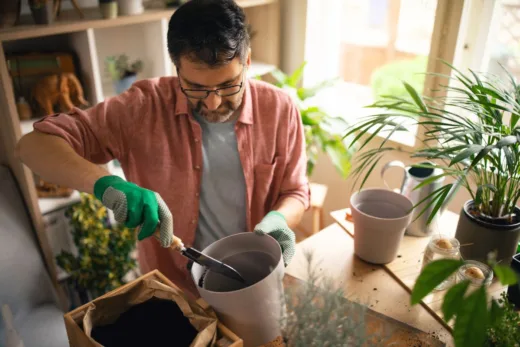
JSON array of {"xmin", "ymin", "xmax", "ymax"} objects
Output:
[{"xmin": 179, "ymin": 68, "xmax": 245, "ymax": 99}]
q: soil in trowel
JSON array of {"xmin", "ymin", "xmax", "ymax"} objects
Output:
[
  {"xmin": 199, "ymin": 251, "xmax": 277, "ymax": 292},
  {"xmin": 91, "ymin": 298, "xmax": 197, "ymax": 347}
]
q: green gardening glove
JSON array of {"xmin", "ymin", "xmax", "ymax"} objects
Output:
[
  {"xmin": 93, "ymin": 175, "xmax": 174, "ymax": 247},
  {"xmin": 254, "ymin": 211, "xmax": 296, "ymax": 266}
]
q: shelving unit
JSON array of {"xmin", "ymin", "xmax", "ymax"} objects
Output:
[{"xmin": 0, "ymin": 0, "xmax": 280, "ymax": 298}]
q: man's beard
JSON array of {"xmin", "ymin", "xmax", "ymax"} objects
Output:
[{"xmin": 190, "ymin": 93, "xmax": 244, "ymax": 123}]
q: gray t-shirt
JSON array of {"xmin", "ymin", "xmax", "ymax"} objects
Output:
[{"xmin": 191, "ymin": 111, "xmax": 247, "ymax": 250}]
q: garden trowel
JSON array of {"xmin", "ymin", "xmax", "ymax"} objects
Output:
[{"xmin": 153, "ymin": 230, "xmax": 246, "ymax": 284}]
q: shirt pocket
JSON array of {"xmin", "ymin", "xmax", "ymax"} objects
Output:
[{"xmin": 253, "ymin": 156, "xmax": 285, "ymax": 212}]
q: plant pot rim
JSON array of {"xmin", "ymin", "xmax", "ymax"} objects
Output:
[{"xmin": 463, "ymin": 200, "xmax": 520, "ymax": 231}]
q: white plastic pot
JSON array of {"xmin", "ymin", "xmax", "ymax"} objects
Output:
[{"xmin": 191, "ymin": 232, "xmax": 285, "ymax": 347}]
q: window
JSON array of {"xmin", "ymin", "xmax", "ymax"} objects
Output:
[{"xmin": 303, "ymin": 0, "xmax": 441, "ymax": 147}]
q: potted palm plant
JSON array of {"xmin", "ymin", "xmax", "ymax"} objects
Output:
[
  {"xmin": 266, "ymin": 62, "xmax": 354, "ymax": 179},
  {"xmin": 345, "ymin": 63, "xmax": 520, "ymax": 265}
]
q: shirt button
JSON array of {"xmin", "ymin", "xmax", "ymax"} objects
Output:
[
  {"xmin": 191, "ymin": 219, "xmax": 196, "ymax": 224},
  {"xmin": 195, "ymin": 192, "xmax": 199, "ymax": 197},
  {"xmin": 194, "ymin": 165, "xmax": 200, "ymax": 170},
  {"xmin": 194, "ymin": 138, "xmax": 200, "ymax": 142}
]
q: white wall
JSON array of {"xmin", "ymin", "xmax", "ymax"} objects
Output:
[{"xmin": 280, "ymin": 0, "xmax": 308, "ymax": 74}]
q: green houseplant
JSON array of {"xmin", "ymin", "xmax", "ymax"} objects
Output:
[
  {"xmin": 345, "ymin": 62, "xmax": 520, "ymax": 265},
  {"xmin": 267, "ymin": 62, "xmax": 354, "ymax": 178},
  {"xmin": 56, "ymin": 193, "xmax": 137, "ymax": 301},
  {"xmin": 411, "ymin": 256, "xmax": 518, "ymax": 347},
  {"xmin": 105, "ymin": 54, "xmax": 143, "ymax": 95}
]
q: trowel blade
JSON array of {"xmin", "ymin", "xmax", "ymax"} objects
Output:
[{"xmin": 182, "ymin": 247, "xmax": 246, "ymax": 283}]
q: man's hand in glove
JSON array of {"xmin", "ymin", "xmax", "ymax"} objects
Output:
[
  {"xmin": 94, "ymin": 175, "xmax": 173, "ymax": 247},
  {"xmin": 254, "ymin": 211, "xmax": 296, "ymax": 266}
]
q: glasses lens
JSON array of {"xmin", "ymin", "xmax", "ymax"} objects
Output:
[
  {"xmin": 184, "ymin": 90, "xmax": 209, "ymax": 99},
  {"xmin": 218, "ymin": 85, "xmax": 241, "ymax": 96}
]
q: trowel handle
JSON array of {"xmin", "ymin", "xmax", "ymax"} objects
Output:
[
  {"xmin": 381, "ymin": 160, "xmax": 406, "ymax": 192},
  {"xmin": 153, "ymin": 229, "xmax": 184, "ymax": 252}
]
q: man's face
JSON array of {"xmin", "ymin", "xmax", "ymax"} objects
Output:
[{"xmin": 177, "ymin": 54, "xmax": 251, "ymax": 123}]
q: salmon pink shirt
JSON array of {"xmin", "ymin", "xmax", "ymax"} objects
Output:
[{"xmin": 34, "ymin": 76, "xmax": 310, "ymax": 296}]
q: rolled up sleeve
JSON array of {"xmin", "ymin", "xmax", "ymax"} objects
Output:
[
  {"xmin": 279, "ymin": 102, "xmax": 311, "ymax": 210},
  {"xmin": 33, "ymin": 86, "xmax": 144, "ymax": 165}
]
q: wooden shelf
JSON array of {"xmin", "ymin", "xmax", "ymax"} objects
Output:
[
  {"xmin": 39, "ymin": 190, "xmax": 81, "ymax": 215},
  {"xmin": 0, "ymin": 0, "xmax": 276, "ymax": 42}
]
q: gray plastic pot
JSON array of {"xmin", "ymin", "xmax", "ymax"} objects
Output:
[
  {"xmin": 191, "ymin": 232, "xmax": 285, "ymax": 347},
  {"xmin": 455, "ymin": 200, "xmax": 520, "ymax": 265}
]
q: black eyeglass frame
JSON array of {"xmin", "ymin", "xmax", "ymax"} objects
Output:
[{"xmin": 178, "ymin": 67, "xmax": 246, "ymax": 99}]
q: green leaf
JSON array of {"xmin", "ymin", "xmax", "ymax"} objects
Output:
[
  {"xmin": 493, "ymin": 264, "xmax": 519, "ymax": 285},
  {"xmin": 469, "ymin": 145, "xmax": 495, "ymax": 168},
  {"xmin": 403, "ymin": 82, "xmax": 428, "ymax": 113},
  {"xmin": 496, "ymin": 135, "xmax": 517, "ymax": 147},
  {"xmin": 453, "ymin": 286, "xmax": 489, "ymax": 347},
  {"xmin": 450, "ymin": 145, "xmax": 485, "ymax": 166},
  {"xmin": 475, "ymin": 184, "xmax": 497, "ymax": 205},
  {"xmin": 442, "ymin": 280, "xmax": 470, "ymax": 322},
  {"xmin": 510, "ymin": 113, "xmax": 520, "ymax": 129},
  {"xmin": 502, "ymin": 147, "xmax": 515, "ymax": 175},
  {"xmin": 427, "ymin": 184, "xmax": 453, "ymax": 224},
  {"xmin": 489, "ymin": 299, "xmax": 504, "ymax": 326},
  {"xmin": 325, "ymin": 141, "xmax": 352, "ymax": 178},
  {"xmin": 286, "ymin": 62, "xmax": 307, "ymax": 87},
  {"xmin": 411, "ymin": 259, "xmax": 464, "ymax": 305},
  {"xmin": 269, "ymin": 69, "xmax": 287, "ymax": 86}
]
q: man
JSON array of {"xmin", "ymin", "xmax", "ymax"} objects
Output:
[{"xmin": 16, "ymin": 0, "xmax": 309, "ymax": 296}]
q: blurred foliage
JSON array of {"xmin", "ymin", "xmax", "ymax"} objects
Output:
[{"xmin": 56, "ymin": 193, "xmax": 137, "ymax": 298}]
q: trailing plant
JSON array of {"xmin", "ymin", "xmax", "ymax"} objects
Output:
[
  {"xmin": 267, "ymin": 62, "xmax": 355, "ymax": 178},
  {"xmin": 56, "ymin": 193, "xmax": 137, "ymax": 298},
  {"xmin": 105, "ymin": 54, "xmax": 143, "ymax": 81},
  {"xmin": 411, "ymin": 256, "xmax": 519, "ymax": 347},
  {"xmin": 345, "ymin": 62, "xmax": 520, "ymax": 225}
]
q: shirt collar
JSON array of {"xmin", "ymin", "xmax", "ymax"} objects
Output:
[{"xmin": 173, "ymin": 77, "xmax": 253, "ymax": 125}]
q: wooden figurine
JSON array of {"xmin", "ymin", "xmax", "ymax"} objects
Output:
[{"xmin": 32, "ymin": 72, "xmax": 89, "ymax": 116}]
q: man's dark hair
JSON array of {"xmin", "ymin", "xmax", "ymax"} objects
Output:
[{"xmin": 167, "ymin": 0, "xmax": 250, "ymax": 67}]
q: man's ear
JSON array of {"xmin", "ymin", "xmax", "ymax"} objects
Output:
[{"xmin": 246, "ymin": 48, "xmax": 252, "ymax": 68}]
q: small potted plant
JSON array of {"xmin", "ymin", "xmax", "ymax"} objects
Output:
[
  {"xmin": 99, "ymin": 0, "xmax": 117, "ymax": 19},
  {"xmin": 345, "ymin": 63, "xmax": 520, "ymax": 265},
  {"xmin": 105, "ymin": 54, "xmax": 143, "ymax": 95},
  {"xmin": 56, "ymin": 193, "xmax": 137, "ymax": 303},
  {"xmin": 28, "ymin": 0, "xmax": 54, "ymax": 24}
]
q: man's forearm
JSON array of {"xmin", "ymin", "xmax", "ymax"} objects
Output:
[
  {"xmin": 273, "ymin": 196, "xmax": 306, "ymax": 229},
  {"xmin": 16, "ymin": 131, "xmax": 110, "ymax": 194}
]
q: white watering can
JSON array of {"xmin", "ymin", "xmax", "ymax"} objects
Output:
[{"xmin": 381, "ymin": 160, "xmax": 460, "ymax": 237}]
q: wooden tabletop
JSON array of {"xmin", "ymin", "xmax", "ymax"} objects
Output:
[{"xmin": 285, "ymin": 223, "xmax": 454, "ymax": 346}]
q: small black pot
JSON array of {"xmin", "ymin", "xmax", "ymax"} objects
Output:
[
  {"xmin": 29, "ymin": 1, "xmax": 54, "ymax": 25},
  {"xmin": 507, "ymin": 253, "xmax": 520, "ymax": 309},
  {"xmin": 454, "ymin": 200, "xmax": 520, "ymax": 265}
]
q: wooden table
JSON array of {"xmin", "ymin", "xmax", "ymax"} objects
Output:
[
  {"xmin": 330, "ymin": 209, "xmax": 507, "ymax": 328},
  {"xmin": 286, "ymin": 223, "xmax": 454, "ymax": 346}
]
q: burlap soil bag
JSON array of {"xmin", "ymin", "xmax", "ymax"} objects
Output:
[{"xmin": 69, "ymin": 277, "xmax": 218, "ymax": 347}]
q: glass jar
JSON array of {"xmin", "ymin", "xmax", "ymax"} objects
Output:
[
  {"xmin": 457, "ymin": 260, "xmax": 493, "ymax": 294},
  {"xmin": 422, "ymin": 235, "xmax": 461, "ymax": 291}
]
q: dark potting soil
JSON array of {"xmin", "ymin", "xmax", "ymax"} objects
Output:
[
  {"xmin": 199, "ymin": 251, "xmax": 277, "ymax": 292},
  {"xmin": 91, "ymin": 298, "xmax": 197, "ymax": 347}
]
